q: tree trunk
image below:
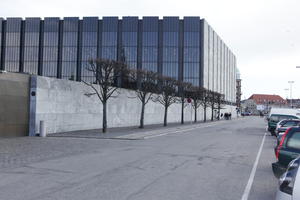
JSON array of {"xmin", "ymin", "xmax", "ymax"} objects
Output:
[
  {"xmin": 164, "ymin": 106, "xmax": 168, "ymax": 126},
  {"xmin": 217, "ymin": 104, "xmax": 220, "ymax": 120},
  {"xmin": 211, "ymin": 103, "xmax": 214, "ymax": 121},
  {"xmin": 139, "ymin": 100, "xmax": 145, "ymax": 128},
  {"xmin": 181, "ymin": 98, "xmax": 184, "ymax": 124},
  {"xmin": 102, "ymin": 101, "xmax": 107, "ymax": 133},
  {"xmin": 204, "ymin": 105, "xmax": 207, "ymax": 122},
  {"xmin": 194, "ymin": 103, "xmax": 197, "ymax": 123}
]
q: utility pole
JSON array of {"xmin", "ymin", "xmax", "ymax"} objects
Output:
[{"xmin": 288, "ymin": 81, "xmax": 294, "ymax": 108}]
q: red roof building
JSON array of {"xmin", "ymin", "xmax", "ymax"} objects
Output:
[{"xmin": 248, "ymin": 94, "xmax": 287, "ymax": 105}]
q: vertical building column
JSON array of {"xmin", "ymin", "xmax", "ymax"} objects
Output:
[
  {"xmin": 158, "ymin": 20, "xmax": 163, "ymax": 76},
  {"xmin": 76, "ymin": 20, "xmax": 83, "ymax": 81},
  {"xmin": 57, "ymin": 20, "xmax": 63, "ymax": 79},
  {"xmin": 19, "ymin": 20, "xmax": 25, "ymax": 73},
  {"xmin": 137, "ymin": 19, "xmax": 142, "ymax": 70},
  {"xmin": 178, "ymin": 19, "xmax": 184, "ymax": 82},
  {"xmin": 199, "ymin": 20, "xmax": 204, "ymax": 87},
  {"xmin": 116, "ymin": 19, "xmax": 122, "ymax": 87},
  {"xmin": 97, "ymin": 20, "xmax": 102, "ymax": 59},
  {"xmin": 38, "ymin": 20, "xmax": 44, "ymax": 75}
]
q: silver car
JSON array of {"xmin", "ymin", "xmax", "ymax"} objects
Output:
[{"xmin": 276, "ymin": 157, "xmax": 300, "ymax": 200}]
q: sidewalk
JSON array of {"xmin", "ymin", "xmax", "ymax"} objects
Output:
[{"xmin": 49, "ymin": 117, "xmax": 244, "ymax": 140}]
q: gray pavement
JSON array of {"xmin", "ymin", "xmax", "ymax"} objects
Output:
[{"xmin": 0, "ymin": 117, "xmax": 278, "ymax": 200}]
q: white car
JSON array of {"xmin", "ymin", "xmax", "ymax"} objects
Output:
[{"xmin": 276, "ymin": 157, "xmax": 300, "ymax": 200}]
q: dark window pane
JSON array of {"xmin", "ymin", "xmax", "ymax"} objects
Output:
[
  {"xmin": 102, "ymin": 47, "xmax": 117, "ymax": 60},
  {"xmin": 163, "ymin": 47, "xmax": 178, "ymax": 62},
  {"xmin": 102, "ymin": 32, "xmax": 117, "ymax": 46},
  {"xmin": 142, "ymin": 47, "xmax": 158, "ymax": 62},
  {"xmin": 184, "ymin": 32, "xmax": 200, "ymax": 47},
  {"xmin": 184, "ymin": 48, "xmax": 199, "ymax": 62},
  {"xmin": 163, "ymin": 32, "xmax": 178, "ymax": 46},
  {"xmin": 43, "ymin": 62, "xmax": 57, "ymax": 77},
  {"xmin": 142, "ymin": 32, "xmax": 158, "ymax": 46}
]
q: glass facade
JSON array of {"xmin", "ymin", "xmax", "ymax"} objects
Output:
[
  {"xmin": 81, "ymin": 17, "xmax": 98, "ymax": 82},
  {"xmin": 183, "ymin": 17, "xmax": 200, "ymax": 86},
  {"xmin": 4, "ymin": 18, "xmax": 22, "ymax": 72},
  {"xmin": 23, "ymin": 18, "xmax": 40, "ymax": 74},
  {"xmin": 162, "ymin": 17, "xmax": 179, "ymax": 79},
  {"xmin": 61, "ymin": 17, "xmax": 79, "ymax": 80},
  {"xmin": 141, "ymin": 17, "xmax": 158, "ymax": 72},
  {"xmin": 101, "ymin": 17, "xmax": 118, "ymax": 60},
  {"xmin": 0, "ymin": 16, "xmax": 237, "ymax": 103},
  {"xmin": 122, "ymin": 17, "xmax": 138, "ymax": 69},
  {"xmin": 42, "ymin": 17, "xmax": 60, "ymax": 77}
]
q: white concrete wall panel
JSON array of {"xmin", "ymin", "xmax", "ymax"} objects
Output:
[
  {"xmin": 208, "ymin": 26, "xmax": 214, "ymax": 91},
  {"xmin": 34, "ymin": 76, "xmax": 237, "ymax": 134}
]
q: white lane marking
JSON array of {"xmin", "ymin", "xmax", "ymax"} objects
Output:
[
  {"xmin": 143, "ymin": 124, "xmax": 217, "ymax": 139},
  {"xmin": 241, "ymin": 132, "xmax": 267, "ymax": 200}
]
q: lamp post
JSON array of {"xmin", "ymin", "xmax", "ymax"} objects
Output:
[
  {"xmin": 288, "ymin": 81, "xmax": 294, "ymax": 107},
  {"xmin": 284, "ymin": 88, "xmax": 289, "ymax": 99}
]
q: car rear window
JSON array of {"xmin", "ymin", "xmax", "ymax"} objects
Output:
[
  {"xmin": 286, "ymin": 131, "xmax": 300, "ymax": 149},
  {"xmin": 270, "ymin": 115, "xmax": 298, "ymax": 122},
  {"xmin": 283, "ymin": 121, "xmax": 300, "ymax": 127}
]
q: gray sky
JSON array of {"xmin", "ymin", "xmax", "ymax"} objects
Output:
[{"xmin": 1, "ymin": 0, "xmax": 300, "ymax": 99}]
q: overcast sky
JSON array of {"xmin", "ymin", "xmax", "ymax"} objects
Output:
[{"xmin": 1, "ymin": 0, "xmax": 300, "ymax": 99}]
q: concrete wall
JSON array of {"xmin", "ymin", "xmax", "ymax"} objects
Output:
[
  {"xmin": 34, "ymin": 76, "xmax": 237, "ymax": 134},
  {"xmin": 0, "ymin": 73, "xmax": 30, "ymax": 137}
]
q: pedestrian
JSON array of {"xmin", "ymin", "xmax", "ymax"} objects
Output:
[
  {"xmin": 224, "ymin": 113, "xmax": 228, "ymax": 120},
  {"xmin": 229, "ymin": 113, "xmax": 232, "ymax": 120}
]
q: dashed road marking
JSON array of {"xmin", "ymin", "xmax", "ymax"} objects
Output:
[{"xmin": 241, "ymin": 132, "xmax": 267, "ymax": 200}]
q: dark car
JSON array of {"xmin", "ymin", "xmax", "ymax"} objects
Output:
[
  {"xmin": 272, "ymin": 127, "xmax": 300, "ymax": 178},
  {"xmin": 276, "ymin": 119, "xmax": 300, "ymax": 135}
]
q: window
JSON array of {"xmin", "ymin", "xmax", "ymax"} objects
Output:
[
  {"xmin": 282, "ymin": 121, "xmax": 300, "ymax": 127},
  {"xmin": 287, "ymin": 132, "xmax": 300, "ymax": 149}
]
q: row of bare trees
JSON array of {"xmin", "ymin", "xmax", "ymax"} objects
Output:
[{"xmin": 83, "ymin": 58, "xmax": 226, "ymax": 133}]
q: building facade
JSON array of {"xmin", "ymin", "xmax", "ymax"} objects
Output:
[
  {"xmin": 0, "ymin": 16, "xmax": 237, "ymax": 104},
  {"xmin": 236, "ymin": 69, "xmax": 242, "ymax": 110}
]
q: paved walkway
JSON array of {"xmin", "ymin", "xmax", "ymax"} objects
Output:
[{"xmin": 49, "ymin": 117, "xmax": 242, "ymax": 140}]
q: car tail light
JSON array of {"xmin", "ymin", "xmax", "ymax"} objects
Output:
[
  {"xmin": 279, "ymin": 158, "xmax": 300, "ymax": 195},
  {"xmin": 276, "ymin": 128, "xmax": 291, "ymax": 160}
]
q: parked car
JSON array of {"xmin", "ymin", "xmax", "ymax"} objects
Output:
[
  {"xmin": 275, "ymin": 156, "xmax": 300, "ymax": 199},
  {"xmin": 267, "ymin": 108, "xmax": 300, "ymax": 135},
  {"xmin": 241, "ymin": 112, "xmax": 251, "ymax": 116},
  {"xmin": 276, "ymin": 119, "xmax": 300, "ymax": 142},
  {"xmin": 272, "ymin": 127, "xmax": 300, "ymax": 178}
]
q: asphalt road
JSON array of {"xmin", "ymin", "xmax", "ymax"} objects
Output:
[{"xmin": 0, "ymin": 117, "xmax": 278, "ymax": 200}]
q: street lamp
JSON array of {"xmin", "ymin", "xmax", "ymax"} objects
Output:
[
  {"xmin": 284, "ymin": 88, "xmax": 289, "ymax": 99},
  {"xmin": 288, "ymin": 81, "xmax": 294, "ymax": 107}
]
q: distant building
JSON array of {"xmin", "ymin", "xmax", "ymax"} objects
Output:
[
  {"xmin": 286, "ymin": 99, "xmax": 300, "ymax": 108},
  {"xmin": 241, "ymin": 99, "xmax": 257, "ymax": 114},
  {"xmin": 236, "ymin": 69, "xmax": 242, "ymax": 111},
  {"xmin": 249, "ymin": 94, "xmax": 287, "ymax": 105},
  {"xmin": 248, "ymin": 94, "xmax": 287, "ymax": 113}
]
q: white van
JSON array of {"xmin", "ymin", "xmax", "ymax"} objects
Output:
[{"xmin": 267, "ymin": 108, "xmax": 300, "ymax": 135}]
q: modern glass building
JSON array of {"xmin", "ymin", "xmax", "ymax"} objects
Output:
[{"xmin": 0, "ymin": 16, "xmax": 237, "ymax": 104}]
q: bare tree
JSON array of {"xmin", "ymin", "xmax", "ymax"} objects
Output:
[
  {"xmin": 177, "ymin": 81, "xmax": 193, "ymax": 124},
  {"xmin": 188, "ymin": 86, "xmax": 205, "ymax": 123},
  {"xmin": 127, "ymin": 69, "xmax": 159, "ymax": 128},
  {"xmin": 153, "ymin": 76, "xmax": 179, "ymax": 126},
  {"xmin": 83, "ymin": 58, "xmax": 128, "ymax": 133},
  {"xmin": 207, "ymin": 91, "xmax": 221, "ymax": 121},
  {"xmin": 216, "ymin": 93, "xmax": 225, "ymax": 120},
  {"xmin": 199, "ymin": 89, "xmax": 210, "ymax": 122}
]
